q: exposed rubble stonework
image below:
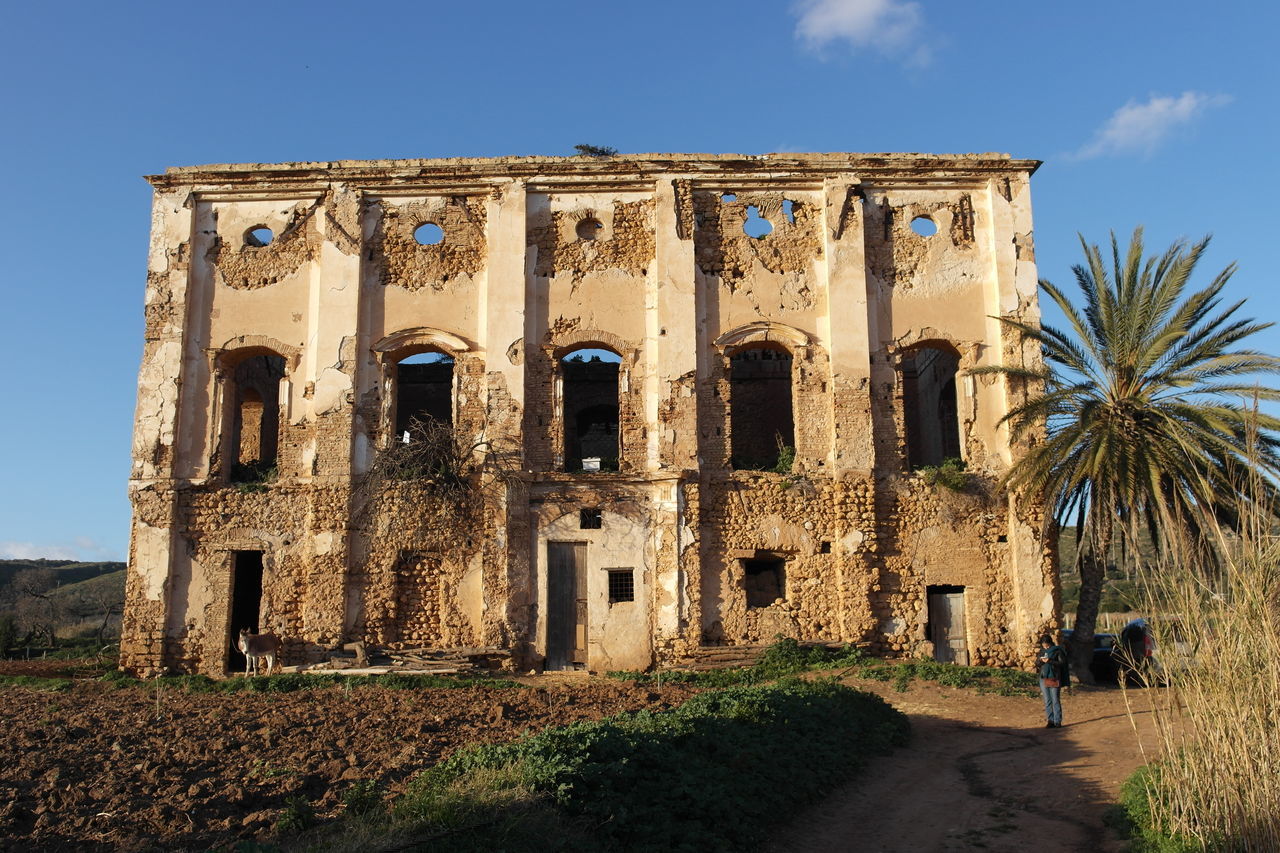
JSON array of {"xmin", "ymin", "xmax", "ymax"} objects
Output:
[{"xmin": 121, "ymin": 153, "xmax": 1056, "ymax": 677}]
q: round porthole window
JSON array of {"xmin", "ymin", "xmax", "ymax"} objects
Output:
[
  {"xmin": 414, "ymin": 222, "xmax": 445, "ymax": 245},
  {"xmin": 244, "ymin": 226, "xmax": 274, "ymax": 247},
  {"xmin": 576, "ymin": 217, "xmax": 603, "ymax": 241},
  {"xmin": 910, "ymin": 216, "xmax": 938, "ymax": 237},
  {"xmin": 743, "ymin": 205, "xmax": 773, "ymax": 239}
]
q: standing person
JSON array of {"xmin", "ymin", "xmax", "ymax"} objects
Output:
[{"xmin": 1037, "ymin": 634, "xmax": 1069, "ymax": 728}]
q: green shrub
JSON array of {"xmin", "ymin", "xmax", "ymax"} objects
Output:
[
  {"xmin": 398, "ymin": 679, "xmax": 908, "ymax": 852},
  {"xmin": 918, "ymin": 457, "xmax": 969, "ymax": 491},
  {"xmin": 609, "ymin": 637, "xmax": 1036, "ymax": 696},
  {"xmin": 231, "ymin": 460, "xmax": 277, "ymax": 492},
  {"xmin": 276, "ymin": 795, "xmax": 316, "ymax": 834},
  {"xmin": 342, "ymin": 780, "xmax": 385, "ymax": 817},
  {"xmin": 0, "ymin": 615, "xmax": 17, "ymax": 655},
  {"xmin": 0, "ymin": 675, "xmax": 72, "ymax": 692},
  {"xmin": 772, "ymin": 444, "xmax": 796, "ymax": 474},
  {"xmin": 1111, "ymin": 765, "xmax": 1203, "ymax": 852}
]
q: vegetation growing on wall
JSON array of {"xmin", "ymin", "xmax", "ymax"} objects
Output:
[{"xmin": 917, "ymin": 456, "xmax": 968, "ymax": 491}]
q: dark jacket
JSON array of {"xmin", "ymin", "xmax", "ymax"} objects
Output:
[{"xmin": 1039, "ymin": 644, "xmax": 1070, "ymax": 685}]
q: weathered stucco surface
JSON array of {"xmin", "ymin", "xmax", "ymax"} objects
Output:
[{"xmin": 121, "ymin": 152, "xmax": 1055, "ymax": 677}]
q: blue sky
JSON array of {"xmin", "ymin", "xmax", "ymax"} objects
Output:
[{"xmin": 1, "ymin": 1, "xmax": 1276, "ymax": 561}]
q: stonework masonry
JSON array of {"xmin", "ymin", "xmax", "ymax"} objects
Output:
[{"xmin": 121, "ymin": 152, "xmax": 1057, "ymax": 677}]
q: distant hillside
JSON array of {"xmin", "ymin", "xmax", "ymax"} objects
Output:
[
  {"xmin": 1056, "ymin": 527, "xmax": 1154, "ymax": 616},
  {"xmin": 0, "ymin": 559, "xmax": 126, "ymax": 589},
  {"xmin": 50, "ymin": 570, "xmax": 127, "ymax": 603}
]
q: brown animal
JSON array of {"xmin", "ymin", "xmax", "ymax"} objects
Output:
[{"xmin": 237, "ymin": 628, "xmax": 282, "ymax": 676}]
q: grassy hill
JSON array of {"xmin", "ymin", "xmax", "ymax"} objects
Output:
[
  {"xmin": 0, "ymin": 559, "xmax": 125, "ymax": 589},
  {"xmin": 1056, "ymin": 527, "xmax": 1153, "ymax": 618},
  {"xmin": 50, "ymin": 569, "xmax": 127, "ymax": 604},
  {"xmin": 1, "ymin": 560, "xmax": 127, "ymax": 644}
]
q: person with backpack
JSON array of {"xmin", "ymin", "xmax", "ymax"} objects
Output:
[{"xmin": 1037, "ymin": 634, "xmax": 1070, "ymax": 728}]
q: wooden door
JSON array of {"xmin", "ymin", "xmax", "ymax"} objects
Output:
[
  {"xmin": 928, "ymin": 587, "xmax": 968, "ymax": 665},
  {"xmin": 547, "ymin": 542, "xmax": 588, "ymax": 669}
]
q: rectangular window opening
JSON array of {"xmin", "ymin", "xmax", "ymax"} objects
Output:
[
  {"xmin": 742, "ymin": 555, "xmax": 786, "ymax": 608},
  {"xmin": 607, "ymin": 568, "xmax": 635, "ymax": 604},
  {"xmin": 580, "ymin": 508, "xmax": 603, "ymax": 529}
]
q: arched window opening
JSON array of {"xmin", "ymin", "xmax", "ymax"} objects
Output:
[
  {"xmin": 230, "ymin": 354, "xmax": 285, "ymax": 482},
  {"xmin": 562, "ymin": 347, "xmax": 621, "ymax": 472},
  {"xmin": 901, "ymin": 345, "xmax": 961, "ymax": 468},
  {"xmin": 394, "ymin": 351, "xmax": 455, "ymax": 441},
  {"xmin": 729, "ymin": 345, "xmax": 794, "ymax": 471}
]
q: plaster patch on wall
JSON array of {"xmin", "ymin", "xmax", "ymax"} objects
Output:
[
  {"xmin": 313, "ymin": 365, "xmax": 353, "ymax": 416},
  {"xmin": 132, "ymin": 522, "xmax": 171, "ymax": 600},
  {"xmin": 867, "ymin": 196, "xmax": 981, "ymax": 293},
  {"xmin": 210, "ymin": 201, "xmax": 320, "ymax": 290}
]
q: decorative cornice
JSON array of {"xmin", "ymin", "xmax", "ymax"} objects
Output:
[{"xmin": 146, "ymin": 152, "xmax": 1041, "ymax": 194}]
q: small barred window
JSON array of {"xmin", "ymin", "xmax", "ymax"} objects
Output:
[{"xmin": 607, "ymin": 569, "xmax": 635, "ymax": 604}]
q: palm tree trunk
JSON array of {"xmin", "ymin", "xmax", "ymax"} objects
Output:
[{"xmin": 1069, "ymin": 549, "xmax": 1106, "ymax": 685}]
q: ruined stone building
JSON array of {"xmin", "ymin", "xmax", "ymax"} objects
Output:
[{"xmin": 120, "ymin": 153, "xmax": 1055, "ymax": 677}]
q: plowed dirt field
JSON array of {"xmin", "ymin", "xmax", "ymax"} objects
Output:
[{"xmin": 0, "ymin": 660, "xmax": 696, "ymax": 852}]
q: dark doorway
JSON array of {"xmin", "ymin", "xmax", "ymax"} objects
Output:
[
  {"xmin": 901, "ymin": 345, "xmax": 961, "ymax": 468},
  {"xmin": 742, "ymin": 555, "xmax": 786, "ymax": 608},
  {"xmin": 229, "ymin": 551, "xmax": 264, "ymax": 672},
  {"xmin": 730, "ymin": 346, "xmax": 794, "ymax": 470},
  {"xmin": 562, "ymin": 349, "xmax": 621, "ymax": 471},
  {"xmin": 926, "ymin": 585, "xmax": 968, "ymax": 664},
  {"xmin": 547, "ymin": 541, "xmax": 588, "ymax": 670}
]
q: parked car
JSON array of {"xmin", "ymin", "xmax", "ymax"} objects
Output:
[
  {"xmin": 1115, "ymin": 618, "xmax": 1154, "ymax": 684},
  {"xmin": 1102, "ymin": 617, "xmax": 1201, "ymax": 684},
  {"xmin": 1061, "ymin": 629, "xmax": 1121, "ymax": 683}
]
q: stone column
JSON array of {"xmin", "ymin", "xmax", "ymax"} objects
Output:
[
  {"xmin": 482, "ymin": 180, "xmax": 531, "ymax": 648},
  {"xmin": 298, "ymin": 183, "xmax": 364, "ymax": 653},
  {"xmin": 983, "ymin": 171, "xmax": 1051, "ymax": 652},
  {"xmin": 821, "ymin": 178, "xmax": 875, "ymax": 473},
  {"xmin": 651, "ymin": 177, "xmax": 699, "ymax": 649},
  {"xmin": 121, "ymin": 186, "xmax": 195, "ymax": 673}
]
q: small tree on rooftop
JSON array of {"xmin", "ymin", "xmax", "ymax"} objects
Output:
[
  {"xmin": 574, "ymin": 144, "xmax": 617, "ymax": 158},
  {"xmin": 973, "ymin": 228, "xmax": 1280, "ymax": 681}
]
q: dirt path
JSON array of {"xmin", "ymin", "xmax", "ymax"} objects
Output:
[{"xmin": 769, "ymin": 679, "xmax": 1162, "ymax": 852}]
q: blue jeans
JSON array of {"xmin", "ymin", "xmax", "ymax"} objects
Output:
[{"xmin": 1040, "ymin": 680, "xmax": 1062, "ymax": 725}]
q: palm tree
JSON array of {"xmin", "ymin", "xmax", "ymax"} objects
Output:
[{"xmin": 977, "ymin": 228, "xmax": 1280, "ymax": 681}]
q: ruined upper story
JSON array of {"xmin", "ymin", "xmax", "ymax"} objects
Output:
[{"xmin": 134, "ymin": 153, "xmax": 1042, "ymax": 489}]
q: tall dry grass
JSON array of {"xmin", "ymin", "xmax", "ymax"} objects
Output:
[{"xmin": 1125, "ymin": 465, "xmax": 1280, "ymax": 849}]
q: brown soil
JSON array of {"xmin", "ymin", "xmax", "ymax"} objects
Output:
[
  {"xmin": 768, "ymin": 677, "xmax": 1162, "ymax": 852},
  {"xmin": 0, "ymin": 659, "xmax": 1160, "ymax": 852},
  {"xmin": 0, "ymin": 665, "xmax": 697, "ymax": 852}
]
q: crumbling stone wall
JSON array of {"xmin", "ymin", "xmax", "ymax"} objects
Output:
[
  {"xmin": 123, "ymin": 153, "xmax": 1051, "ymax": 678},
  {"xmin": 371, "ymin": 197, "xmax": 487, "ymax": 290},
  {"xmin": 209, "ymin": 201, "xmax": 321, "ymax": 291},
  {"xmin": 694, "ymin": 190, "xmax": 821, "ymax": 293},
  {"xmin": 529, "ymin": 198, "xmax": 655, "ymax": 281}
]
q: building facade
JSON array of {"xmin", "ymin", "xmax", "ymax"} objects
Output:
[{"xmin": 120, "ymin": 153, "xmax": 1056, "ymax": 676}]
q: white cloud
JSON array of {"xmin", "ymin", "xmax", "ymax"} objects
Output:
[
  {"xmin": 0, "ymin": 538, "xmax": 121, "ymax": 562},
  {"xmin": 793, "ymin": 0, "xmax": 929, "ymax": 64},
  {"xmin": 1073, "ymin": 91, "xmax": 1232, "ymax": 160}
]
